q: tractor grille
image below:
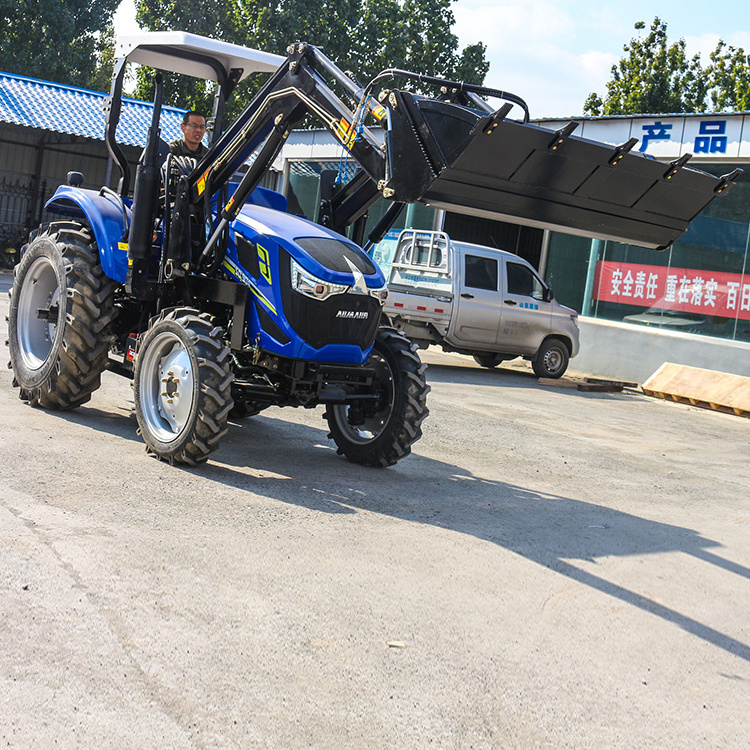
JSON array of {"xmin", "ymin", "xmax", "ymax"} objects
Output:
[{"xmin": 279, "ymin": 250, "xmax": 380, "ymax": 350}]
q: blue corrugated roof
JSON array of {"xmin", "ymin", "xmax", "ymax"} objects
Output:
[{"xmin": 0, "ymin": 71, "xmax": 186, "ymax": 147}]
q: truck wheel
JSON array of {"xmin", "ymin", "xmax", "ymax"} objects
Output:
[
  {"xmin": 325, "ymin": 328, "xmax": 430, "ymax": 468},
  {"xmin": 134, "ymin": 308, "xmax": 233, "ymax": 465},
  {"xmin": 473, "ymin": 352, "xmax": 506, "ymax": 368},
  {"xmin": 7, "ymin": 221, "xmax": 116, "ymax": 409},
  {"xmin": 532, "ymin": 337, "xmax": 569, "ymax": 379}
]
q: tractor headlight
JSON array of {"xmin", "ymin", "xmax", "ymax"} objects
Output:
[
  {"xmin": 290, "ymin": 259, "xmax": 348, "ymax": 301},
  {"xmin": 369, "ymin": 285, "xmax": 388, "ymax": 305}
]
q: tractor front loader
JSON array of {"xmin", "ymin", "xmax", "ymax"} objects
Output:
[{"xmin": 6, "ymin": 31, "xmax": 739, "ymax": 467}]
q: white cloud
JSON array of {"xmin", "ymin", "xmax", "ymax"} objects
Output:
[
  {"xmin": 578, "ymin": 50, "xmax": 618, "ymax": 77},
  {"xmin": 113, "ymin": 0, "xmax": 141, "ymax": 39},
  {"xmin": 453, "ymin": 0, "xmax": 575, "ymax": 49},
  {"xmin": 452, "ymin": 2, "xmax": 614, "ymax": 117},
  {"xmin": 685, "ymin": 30, "xmax": 750, "ymax": 60}
]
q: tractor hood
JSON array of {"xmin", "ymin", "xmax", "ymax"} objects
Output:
[{"xmin": 236, "ymin": 204, "xmax": 386, "ymax": 288}]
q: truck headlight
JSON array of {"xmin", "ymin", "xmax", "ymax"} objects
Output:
[{"xmin": 291, "ymin": 259, "xmax": 348, "ymax": 301}]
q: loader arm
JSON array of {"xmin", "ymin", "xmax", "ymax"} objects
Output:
[{"xmin": 189, "ymin": 44, "xmax": 387, "ymax": 227}]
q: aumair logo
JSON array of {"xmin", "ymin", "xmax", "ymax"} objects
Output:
[{"xmin": 335, "ymin": 310, "xmax": 369, "ymax": 320}]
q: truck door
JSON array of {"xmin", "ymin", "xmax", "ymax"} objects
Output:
[
  {"xmin": 450, "ymin": 251, "xmax": 503, "ymax": 346},
  {"xmin": 497, "ymin": 260, "xmax": 552, "ymax": 354}
]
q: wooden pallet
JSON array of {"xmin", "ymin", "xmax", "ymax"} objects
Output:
[{"xmin": 642, "ymin": 362, "xmax": 750, "ymax": 417}]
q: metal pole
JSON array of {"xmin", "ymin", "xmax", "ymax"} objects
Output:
[
  {"xmin": 582, "ymin": 238, "xmax": 604, "ymax": 316},
  {"xmin": 538, "ymin": 230, "xmax": 551, "ymax": 276}
]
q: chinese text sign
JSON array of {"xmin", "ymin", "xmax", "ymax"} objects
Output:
[{"xmin": 594, "ymin": 261, "xmax": 750, "ymax": 321}]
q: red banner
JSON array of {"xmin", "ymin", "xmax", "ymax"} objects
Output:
[{"xmin": 594, "ymin": 261, "xmax": 750, "ymax": 321}]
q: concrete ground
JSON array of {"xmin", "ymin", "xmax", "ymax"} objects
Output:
[{"xmin": 1, "ymin": 271, "xmax": 748, "ymax": 749}]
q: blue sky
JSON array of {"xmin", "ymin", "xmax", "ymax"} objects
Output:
[
  {"xmin": 114, "ymin": 0, "xmax": 750, "ymax": 118},
  {"xmin": 453, "ymin": 0, "xmax": 750, "ymax": 117}
]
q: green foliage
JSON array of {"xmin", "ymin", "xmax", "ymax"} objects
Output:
[
  {"xmin": 89, "ymin": 22, "xmax": 116, "ymax": 93},
  {"xmin": 584, "ymin": 18, "xmax": 706, "ymax": 116},
  {"xmin": 707, "ymin": 41, "xmax": 750, "ymax": 111},
  {"xmin": 585, "ymin": 17, "xmax": 750, "ymax": 116},
  {"xmin": 453, "ymin": 42, "xmax": 490, "ymax": 86},
  {"xmin": 349, "ymin": 0, "xmax": 407, "ymax": 80},
  {"xmin": 0, "ymin": 0, "xmax": 120, "ymax": 88},
  {"xmin": 132, "ymin": 0, "xmax": 489, "ymax": 120}
]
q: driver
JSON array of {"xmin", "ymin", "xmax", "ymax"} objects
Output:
[{"xmin": 169, "ymin": 111, "xmax": 209, "ymax": 159}]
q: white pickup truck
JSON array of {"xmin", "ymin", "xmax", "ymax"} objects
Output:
[{"xmin": 382, "ymin": 230, "xmax": 580, "ymax": 378}]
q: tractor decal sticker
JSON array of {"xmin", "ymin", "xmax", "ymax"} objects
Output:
[
  {"xmin": 222, "ymin": 258, "xmax": 277, "ymax": 315},
  {"xmin": 197, "ymin": 169, "xmax": 210, "ymax": 196},
  {"xmin": 257, "ymin": 244, "xmax": 273, "ymax": 284},
  {"xmin": 370, "ymin": 104, "xmax": 387, "ymax": 122},
  {"xmin": 248, "ymin": 285, "xmax": 277, "ymax": 316},
  {"xmin": 334, "ymin": 117, "xmax": 356, "ymax": 148}
]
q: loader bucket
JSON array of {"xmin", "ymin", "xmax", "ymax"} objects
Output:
[{"xmin": 384, "ymin": 93, "xmax": 737, "ymax": 250}]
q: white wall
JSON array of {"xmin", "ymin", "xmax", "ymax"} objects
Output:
[{"xmin": 572, "ymin": 317, "xmax": 750, "ymax": 384}]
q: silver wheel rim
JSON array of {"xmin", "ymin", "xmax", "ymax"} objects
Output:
[
  {"xmin": 333, "ymin": 350, "xmax": 394, "ymax": 444},
  {"xmin": 138, "ymin": 331, "xmax": 195, "ymax": 442},
  {"xmin": 17, "ymin": 256, "xmax": 60, "ymax": 370},
  {"xmin": 544, "ymin": 347, "xmax": 563, "ymax": 373}
]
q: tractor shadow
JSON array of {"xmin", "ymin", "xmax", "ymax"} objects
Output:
[{"xmin": 201, "ymin": 411, "xmax": 750, "ymax": 663}]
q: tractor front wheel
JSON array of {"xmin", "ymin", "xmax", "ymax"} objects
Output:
[
  {"xmin": 134, "ymin": 308, "xmax": 233, "ymax": 465},
  {"xmin": 325, "ymin": 328, "xmax": 430, "ymax": 468}
]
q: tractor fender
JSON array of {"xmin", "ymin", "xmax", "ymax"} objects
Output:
[{"xmin": 45, "ymin": 186, "xmax": 130, "ymax": 283}]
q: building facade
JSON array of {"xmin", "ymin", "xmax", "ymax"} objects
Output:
[
  {"xmin": 2, "ymin": 70, "xmax": 748, "ymax": 381},
  {"xmin": 0, "ymin": 71, "xmax": 186, "ymax": 256}
]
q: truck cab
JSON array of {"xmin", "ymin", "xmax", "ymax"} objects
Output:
[{"xmin": 384, "ymin": 230, "xmax": 580, "ymax": 377}]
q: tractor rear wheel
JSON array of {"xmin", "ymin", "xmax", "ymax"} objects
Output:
[
  {"xmin": 134, "ymin": 308, "xmax": 233, "ymax": 465},
  {"xmin": 7, "ymin": 221, "xmax": 116, "ymax": 409},
  {"xmin": 325, "ymin": 328, "xmax": 429, "ymax": 468}
]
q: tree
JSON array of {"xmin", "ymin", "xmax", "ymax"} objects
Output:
[
  {"xmin": 132, "ymin": 0, "xmax": 489, "ymax": 117},
  {"xmin": 584, "ymin": 19, "xmax": 707, "ymax": 116},
  {"xmin": 453, "ymin": 42, "xmax": 490, "ymax": 87},
  {"xmin": 89, "ymin": 22, "xmax": 116, "ymax": 93},
  {"xmin": 133, "ymin": 0, "xmax": 243, "ymax": 112},
  {"xmin": 0, "ymin": 0, "xmax": 120, "ymax": 89},
  {"xmin": 707, "ymin": 41, "xmax": 750, "ymax": 112}
]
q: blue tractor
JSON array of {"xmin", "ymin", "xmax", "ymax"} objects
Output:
[{"xmin": 6, "ymin": 33, "xmax": 739, "ymax": 467}]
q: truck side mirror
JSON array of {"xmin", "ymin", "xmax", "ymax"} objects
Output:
[{"xmin": 544, "ymin": 287, "xmax": 554, "ymax": 302}]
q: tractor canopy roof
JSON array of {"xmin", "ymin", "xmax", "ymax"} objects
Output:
[{"xmin": 115, "ymin": 31, "xmax": 285, "ymax": 84}]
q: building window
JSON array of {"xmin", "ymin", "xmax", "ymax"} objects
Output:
[{"xmin": 544, "ymin": 162, "xmax": 750, "ymax": 343}]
